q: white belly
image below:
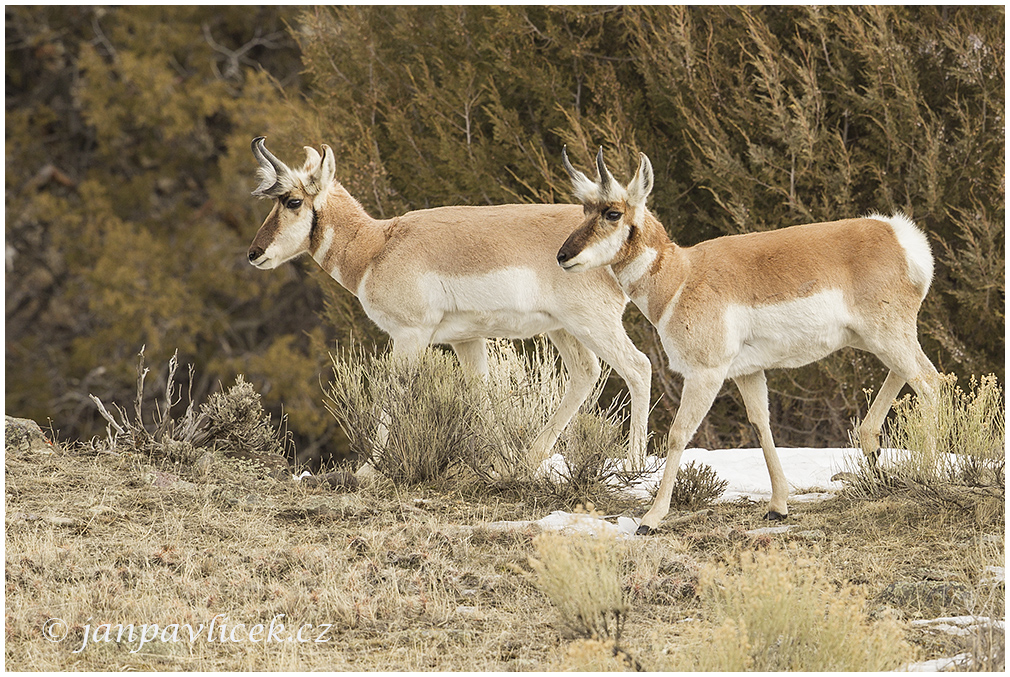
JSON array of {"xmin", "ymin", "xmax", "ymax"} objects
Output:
[
  {"xmin": 724, "ymin": 289, "xmax": 855, "ymax": 377},
  {"xmin": 430, "ymin": 310, "xmax": 560, "ymax": 342},
  {"xmin": 425, "ymin": 268, "xmax": 559, "ymax": 341},
  {"xmin": 360, "ymin": 267, "xmax": 563, "ymax": 343}
]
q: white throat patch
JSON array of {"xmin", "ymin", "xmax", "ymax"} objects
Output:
[{"xmin": 616, "ymin": 247, "xmax": 657, "ymax": 289}]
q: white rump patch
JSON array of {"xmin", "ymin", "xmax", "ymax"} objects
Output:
[{"xmin": 869, "ymin": 211, "xmax": 934, "ymax": 297}]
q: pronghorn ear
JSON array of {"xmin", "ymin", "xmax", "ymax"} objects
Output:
[
  {"xmin": 302, "ymin": 146, "xmax": 322, "ymax": 172},
  {"xmin": 319, "ymin": 144, "xmax": 336, "ymax": 187},
  {"xmin": 626, "ymin": 152, "xmax": 654, "ymax": 208},
  {"xmin": 304, "ymin": 145, "xmax": 336, "ymax": 195}
]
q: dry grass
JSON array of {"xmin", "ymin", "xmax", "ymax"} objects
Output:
[
  {"xmin": 6, "ymin": 358, "xmax": 1004, "ymax": 670},
  {"xmin": 528, "ymin": 526, "xmax": 630, "ymax": 643},
  {"xmin": 6, "ymin": 439, "xmax": 1003, "ymax": 670},
  {"xmin": 325, "ymin": 339, "xmax": 639, "ymax": 508},
  {"xmin": 673, "ymin": 547, "xmax": 913, "ymax": 671},
  {"xmin": 846, "ymin": 373, "xmax": 1005, "ymax": 524}
]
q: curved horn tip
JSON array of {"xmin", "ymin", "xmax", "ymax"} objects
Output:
[
  {"xmin": 595, "ymin": 146, "xmax": 612, "ymax": 184},
  {"xmin": 561, "ymin": 145, "xmax": 580, "ymax": 179}
]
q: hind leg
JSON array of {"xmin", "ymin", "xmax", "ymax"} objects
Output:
[
  {"xmin": 528, "ymin": 329, "xmax": 601, "ymax": 469},
  {"xmin": 862, "ymin": 335, "xmax": 940, "ymax": 463},
  {"xmin": 575, "ymin": 327, "xmax": 653, "ymax": 471},
  {"xmin": 858, "ymin": 371, "xmax": 908, "ymax": 466}
]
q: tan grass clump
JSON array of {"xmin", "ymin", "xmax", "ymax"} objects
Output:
[
  {"xmin": 528, "ymin": 529, "xmax": 629, "ymax": 643},
  {"xmin": 326, "ymin": 346, "xmax": 484, "ymax": 482},
  {"xmin": 848, "ymin": 373, "xmax": 1004, "ymax": 525},
  {"xmin": 472, "ymin": 338, "xmax": 568, "ymax": 480},
  {"xmin": 325, "ymin": 338, "xmax": 632, "ymax": 499},
  {"xmin": 665, "ymin": 547, "xmax": 914, "ymax": 671}
]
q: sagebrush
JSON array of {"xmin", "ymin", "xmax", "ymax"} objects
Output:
[
  {"xmin": 665, "ymin": 547, "xmax": 914, "ymax": 671},
  {"xmin": 324, "ymin": 339, "xmax": 633, "ymax": 504}
]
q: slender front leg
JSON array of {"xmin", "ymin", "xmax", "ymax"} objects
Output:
[
  {"xmin": 637, "ymin": 369, "xmax": 725, "ymax": 535},
  {"xmin": 355, "ymin": 332, "xmax": 433, "ymax": 479},
  {"xmin": 734, "ymin": 370, "xmax": 789, "ymax": 519}
]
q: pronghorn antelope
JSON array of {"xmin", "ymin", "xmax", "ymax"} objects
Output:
[
  {"xmin": 558, "ymin": 147, "xmax": 939, "ymax": 535},
  {"xmin": 246, "ymin": 137, "xmax": 653, "ymax": 473}
]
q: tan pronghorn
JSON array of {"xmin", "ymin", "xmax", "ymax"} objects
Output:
[
  {"xmin": 246, "ymin": 137, "xmax": 653, "ymax": 473},
  {"xmin": 558, "ymin": 147, "xmax": 939, "ymax": 535}
]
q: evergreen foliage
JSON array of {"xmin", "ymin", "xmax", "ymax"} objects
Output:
[
  {"xmin": 5, "ymin": 7, "xmax": 1003, "ymax": 461},
  {"xmin": 294, "ymin": 6, "xmax": 1004, "ymax": 449},
  {"xmin": 6, "ymin": 7, "xmax": 339, "ymax": 462}
]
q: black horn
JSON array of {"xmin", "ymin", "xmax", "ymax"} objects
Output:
[
  {"xmin": 562, "ymin": 145, "xmax": 579, "ymax": 182},
  {"xmin": 250, "ymin": 136, "xmax": 291, "ymax": 197},
  {"xmin": 595, "ymin": 146, "xmax": 613, "ymax": 192}
]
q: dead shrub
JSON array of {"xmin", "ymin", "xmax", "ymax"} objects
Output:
[
  {"xmin": 89, "ymin": 348, "xmax": 290, "ymax": 468},
  {"xmin": 668, "ymin": 460, "xmax": 728, "ymax": 511},
  {"xmin": 325, "ymin": 338, "xmax": 635, "ymax": 501}
]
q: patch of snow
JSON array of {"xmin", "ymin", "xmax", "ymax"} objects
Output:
[
  {"xmin": 485, "ymin": 510, "xmax": 639, "ymax": 538},
  {"xmin": 621, "ymin": 447, "xmax": 878, "ymax": 502},
  {"xmin": 898, "ymin": 652, "xmax": 973, "ymax": 672}
]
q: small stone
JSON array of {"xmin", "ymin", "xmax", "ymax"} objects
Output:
[
  {"xmin": 301, "ymin": 471, "xmax": 359, "ymax": 492},
  {"xmin": 5, "ymin": 416, "xmax": 53, "ymax": 456}
]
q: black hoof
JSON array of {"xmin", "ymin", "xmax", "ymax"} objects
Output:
[
  {"xmin": 635, "ymin": 524, "xmax": 654, "ymax": 536},
  {"xmin": 764, "ymin": 510, "xmax": 788, "ymax": 521}
]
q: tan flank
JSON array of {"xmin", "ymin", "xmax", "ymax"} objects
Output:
[
  {"xmin": 246, "ymin": 137, "xmax": 653, "ymax": 472},
  {"xmin": 558, "ymin": 147, "xmax": 939, "ymax": 534}
]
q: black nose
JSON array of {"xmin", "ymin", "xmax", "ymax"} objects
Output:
[
  {"xmin": 248, "ymin": 247, "xmax": 264, "ymax": 262},
  {"xmin": 557, "ymin": 250, "xmax": 570, "ymax": 265}
]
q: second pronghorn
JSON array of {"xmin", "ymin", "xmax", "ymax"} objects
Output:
[{"xmin": 558, "ymin": 147, "xmax": 938, "ymax": 535}]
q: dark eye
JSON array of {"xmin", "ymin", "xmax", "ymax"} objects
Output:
[
  {"xmin": 286, "ymin": 199, "xmax": 303, "ymax": 210},
  {"xmin": 605, "ymin": 210, "xmax": 622, "ymax": 222}
]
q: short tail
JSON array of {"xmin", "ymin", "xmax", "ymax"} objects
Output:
[{"xmin": 870, "ymin": 211, "xmax": 934, "ymax": 298}]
